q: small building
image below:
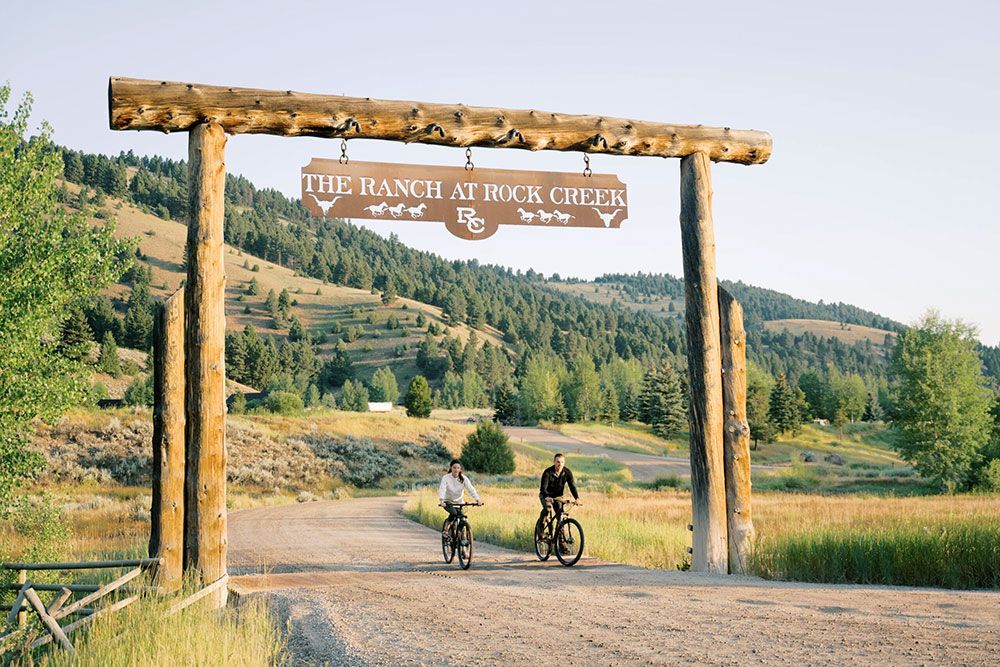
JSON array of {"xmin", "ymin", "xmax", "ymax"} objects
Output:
[
  {"xmin": 368, "ymin": 402, "xmax": 393, "ymax": 413},
  {"xmin": 812, "ymin": 418, "xmax": 830, "ymax": 426}
]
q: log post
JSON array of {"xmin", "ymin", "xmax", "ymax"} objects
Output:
[
  {"xmin": 150, "ymin": 288, "xmax": 185, "ymax": 591},
  {"xmin": 719, "ymin": 287, "xmax": 756, "ymax": 574},
  {"xmin": 184, "ymin": 122, "xmax": 228, "ymax": 608},
  {"xmin": 679, "ymin": 152, "xmax": 728, "ymax": 574}
]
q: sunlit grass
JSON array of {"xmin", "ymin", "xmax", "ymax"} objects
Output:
[{"xmin": 405, "ymin": 486, "xmax": 1000, "ymax": 588}]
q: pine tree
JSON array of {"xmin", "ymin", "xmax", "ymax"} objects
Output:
[
  {"xmin": 246, "ymin": 277, "xmax": 260, "ymax": 296},
  {"xmin": 96, "ymin": 330, "xmax": 121, "ymax": 377},
  {"xmin": 122, "ymin": 280, "xmax": 154, "ymax": 349},
  {"xmin": 58, "ymin": 307, "xmax": 93, "ymax": 362},
  {"xmin": 277, "ymin": 289, "xmax": 291, "ymax": 318},
  {"xmin": 319, "ymin": 341, "xmax": 354, "ymax": 389},
  {"xmin": 492, "ymin": 382, "xmax": 519, "ymax": 424},
  {"xmin": 862, "ymin": 392, "xmax": 882, "ymax": 422},
  {"xmin": 768, "ymin": 373, "xmax": 800, "ymax": 435},
  {"xmin": 599, "ymin": 385, "xmax": 620, "ymax": 424},
  {"xmin": 404, "ymin": 375, "xmax": 433, "ymax": 418},
  {"xmin": 381, "ymin": 279, "xmax": 397, "ymax": 305},
  {"xmin": 648, "ymin": 363, "xmax": 686, "ymax": 438},
  {"xmin": 288, "ymin": 316, "xmax": 306, "ymax": 342}
]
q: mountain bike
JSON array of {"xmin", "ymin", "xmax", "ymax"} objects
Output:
[
  {"xmin": 534, "ymin": 498, "xmax": 584, "ymax": 566},
  {"xmin": 440, "ymin": 502, "xmax": 480, "ymax": 570}
]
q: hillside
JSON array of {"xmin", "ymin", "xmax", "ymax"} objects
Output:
[
  {"xmin": 762, "ymin": 319, "xmax": 896, "ymax": 347},
  {"xmin": 68, "ymin": 182, "xmax": 503, "ymax": 393}
]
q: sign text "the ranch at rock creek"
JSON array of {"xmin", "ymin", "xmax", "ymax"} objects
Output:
[{"xmin": 301, "ymin": 158, "xmax": 628, "ymax": 240}]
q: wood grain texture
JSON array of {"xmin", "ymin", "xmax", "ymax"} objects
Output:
[
  {"xmin": 183, "ymin": 122, "xmax": 228, "ymax": 608},
  {"xmin": 719, "ymin": 287, "xmax": 756, "ymax": 574},
  {"xmin": 108, "ymin": 77, "xmax": 771, "ymax": 165},
  {"xmin": 24, "ymin": 588, "xmax": 73, "ymax": 653},
  {"xmin": 150, "ymin": 289, "xmax": 185, "ymax": 591},
  {"xmin": 680, "ymin": 152, "xmax": 728, "ymax": 574}
]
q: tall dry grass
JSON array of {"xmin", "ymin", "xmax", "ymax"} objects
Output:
[{"xmin": 405, "ymin": 487, "xmax": 1000, "ymax": 588}]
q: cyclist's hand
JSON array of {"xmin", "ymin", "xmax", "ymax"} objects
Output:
[{"xmin": 477, "ymin": 501, "xmax": 483, "ymax": 506}]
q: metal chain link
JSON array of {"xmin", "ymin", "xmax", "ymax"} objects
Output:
[
  {"xmin": 464, "ymin": 147, "xmax": 474, "ymax": 171},
  {"xmin": 339, "ymin": 139, "xmax": 349, "ymax": 165},
  {"xmin": 583, "ymin": 154, "xmax": 592, "ymax": 178}
]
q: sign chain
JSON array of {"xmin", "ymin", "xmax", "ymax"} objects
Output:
[
  {"xmin": 465, "ymin": 148, "xmax": 474, "ymax": 172},
  {"xmin": 339, "ymin": 139, "xmax": 349, "ymax": 165},
  {"xmin": 583, "ymin": 154, "xmax": 592, "ymax": 178}
]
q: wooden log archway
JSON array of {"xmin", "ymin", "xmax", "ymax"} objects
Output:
[{"xmin": 111, "ymin": 77, "xmax": 770, "ymax": 595}]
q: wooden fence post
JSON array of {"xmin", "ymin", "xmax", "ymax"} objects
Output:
[
  {"xmin": 679, "ymin": 152, "xmax": 728, "ymax": 574},
  {"xmin": 719, "ymin": 287, "xmax": 756, "ymax": 574},
  {"xmin": 150, "ymin": 288, "xmax": 185, "ymax": 591},
  {"xmin": 184, "ymin": 121, "xmax": 228, "ymax": 608}
]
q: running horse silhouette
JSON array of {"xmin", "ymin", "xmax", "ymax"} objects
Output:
[
  {"xmin": 406, "ymin": 203, "xmax": 427, "ymax": 219},
  {"xmin": 536, "ymin": 210, "xmax": 555, "ymax": 224},
  {"xmin": 363, "ymin": 202, "xmax": 389, "ymax": 217},
  {"xmin": 308, "ymin": 194, "xmax": 342, "ymax": 216},
  {"xmin": 387, "ymin": 203, "xmax": 407, "ymax": 218},
  {"xmin": 592, "ymin": 208, "xmax": 623, "ymax": 227},
  {"xmin": 552, "ymin": 210, "xmax": 575, "ymax": 225},
  {"xmin": 516, "ymin": 207, "xmax": 537, "ymax": 223}
]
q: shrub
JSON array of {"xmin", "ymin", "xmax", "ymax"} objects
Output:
[
  {"xmin": 460, "ymin": 421, "xmax": 515, "ymax": 474},
  {"xmin": 307, "ymin": 436, "xmax": 401, "ymax": 487},
  {"xmin": 262, "ymin": 391, "xmax": 304, "ymax": 415},
  {"xmin": 229, "ymin": 392, "xmax": 247, "ymax": 415},
  {"xmin": 978, "ymin": 459, "xmax": 1000, "ymax": 492},
  {"xmin": 420, "ymin": 438, "xmax": 452, "ymax": 463},
  {"xmin": 123, "ymin": 375, "xmax": 154, "ymax": 407}
]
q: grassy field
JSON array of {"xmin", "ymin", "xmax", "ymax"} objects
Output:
[
  {"xmin": 405, "ymin": 486, "xmax": 1000, "ymax": 588},
  {"xmin": 546, "ymin": 421, "xmax": 688, "ymax": 456},
  {"xmin": 762, "ymin": 318, "xmax": 896, "ymax": 346}
]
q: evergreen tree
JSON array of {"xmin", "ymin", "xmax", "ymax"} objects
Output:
[
  {"xmin": 768, "ymin": 373, "xmax": 800, "ymax": 435},
  {"xmin": 461, "ymin": 421, "xmax": 515, "ymax": 474},
  {"xmin": 62, "ymin": 151, "xmax": 83, "ymax": 182},
  {"xmin": 288, "ymin": 315, "xmax": 306, "ymax": 342},
  {"xmin": 747, "ymin": 362, "xmax": 776, "ymax": 448},
  {"xmin": 339, "ymin": 379, "xmax": 369, "ymax": 412},
  {"xmin": 96, "ymin": 330, "xmax": 121, "ymax": 377},
  {"xmin": 265, "ymin": 289, "xmax": 279, "ymax": 318},
  {"xmin": 369, "ymin": 366, "xmax": 399, "ymax": 404},
  {"xmin": 599, "ymin": 385, "xmax": 620, "ymax": 424},
  {"xmin": 647, "ymin": 363, "xmax": 686, "ymax": 438},
  {"xmin": 246, "ymin": 277, "xmax": 260, "ymax": 296},
  {"xmin": 122, "ymin": 281, "xmax": 154, "ymax": 349},
  {"xmin": 404, "ymin": 375, "xmax": 433, "ymax": 418},
  {"xmin": 862, "ymin": 392, "xmax": 882, "ymax": 422},
  {"xmin": 381, "ymin": 279, "xmax": 397, "ymax": 305},
  {"xmin": 319, "ymin": 341, "xmax": 354, "ymax": 389},
  {"xmin": 304, "ymin": 383, "xmax": 321, "ymax": 408},
  {"xmin": 58, "ymin": 307, "xmax": 93, "ymax": 362},
  {"xmin": 492, "ymin": 382, "xmax": 519, "ymax": 425},
  {"xmin": 277, "ymin": 289, "xmax": 291, "ymax": 318}
]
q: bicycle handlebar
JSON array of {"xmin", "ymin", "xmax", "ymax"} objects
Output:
[
  {"xmin": 543, "ymin": 497, "xmax": 580, "ymax": 504},
  {"xmin": 439, "ymin": 502, "xmax": 482, "ymax": 507}
]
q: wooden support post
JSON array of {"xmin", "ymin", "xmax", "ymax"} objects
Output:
[
  {"xmin": 679, "ymin": 152, "xmax": 728, "ymax": 574},
  {"xmin": 719, "ymin": 288, "xmax": 756, "ymax": 574},
  {"xmin": 24, "ymin": 588, "xmax": 73, "ymax": 654},
  {"xmin": 150, "ymin": 288, "xmax": 185, "ymax": 591},
  {"xmin": 16, "ymin": 569, "xmax": 25, "ymax": 628},
  {"xmin": 184, "ymin": 122, "xmax": 228, "ymax": 608}
]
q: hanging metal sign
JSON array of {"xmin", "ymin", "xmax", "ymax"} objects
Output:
[{"xmin": 301, "ymin": 158, "xmax": 628, "ymax": 240}]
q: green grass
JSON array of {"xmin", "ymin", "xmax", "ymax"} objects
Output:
[
  {"xmin": 548, "ymin": 421, "xmax": 688, "ymax": 456},
  {"xmin": 510, "ymin": 440, "xmax": 633, "ymax": 483},
  {"xmin": 13, "ymin": 591, "xmax": 286, "ymax": 666},
  {"xmin": 752, "ymin": 423, "xmax": 903, "ymax": 467},
  {"xmin": 753, "ymin": 520, "xmax": 1000, "ymax": 589}
]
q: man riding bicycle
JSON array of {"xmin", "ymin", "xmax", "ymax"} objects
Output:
[{"xmin": 538, "ymin": 452, "xmax": 581, "ymax": 524}]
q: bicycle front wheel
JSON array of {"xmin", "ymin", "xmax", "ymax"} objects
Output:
[
  {"xmin": 457, "ymin": 521, "xmax": 474, "ymax": 570},
  {"xmin": 555, "ymin": 518, "xmax": 584, "ymax": 567},
  {"xmin": 534, "ymin": 516, "xmax": 551, "ymax": 561},
  {"xmin": 442, "ymin": 519, "xmax": 456, "ymax": 564}
]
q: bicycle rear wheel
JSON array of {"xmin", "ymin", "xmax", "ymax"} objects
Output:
[
  {"xmin": 441, "ymin": 519, "xmax": 456, "ymax": 563},
  {"xmin": 534, "ymin": 516, "xmax": 551, "ymax": 561},
  {"xmin": 457, "ymin": 521, "xmax": 474, "ymax": 570},
  {"xmin": 555, "ymin": 518, "xmax": 584, "ymax": 567}
]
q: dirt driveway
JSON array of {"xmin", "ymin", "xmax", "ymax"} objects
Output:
[{"xmin": 229, "ymin": 497, "xmax": 999, "ymax": 666}]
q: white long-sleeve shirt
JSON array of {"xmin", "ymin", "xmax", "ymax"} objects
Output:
[{"xmin": 438, "ymin": 473, "xmax": 480, "ymax": 504}]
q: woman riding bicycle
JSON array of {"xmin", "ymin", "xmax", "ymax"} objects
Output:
[{"xmin": 439, "ymin": 459, "xmax": 481, "ymax": 536}]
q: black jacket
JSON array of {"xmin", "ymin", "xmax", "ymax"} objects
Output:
[{"xmin": 539, "ymin": 465, "xmax": 578, "ymax": 500}]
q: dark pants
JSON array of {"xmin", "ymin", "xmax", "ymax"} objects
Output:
[
  {"xmin": 539, "ymin": 497, "xmax": 565, "ymax": 522},
  {"xmin": 442, "ymin": 503, "xmax": 462, "ymax": 531}
]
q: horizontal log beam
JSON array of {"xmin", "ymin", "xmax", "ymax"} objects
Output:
[
  {"xmin": 3, "ymin": 558, "xmax": 160, "ymax": 571},
  {"xmin": 108, "ymin": 77, "xmax": 771, "ymax": 165}
]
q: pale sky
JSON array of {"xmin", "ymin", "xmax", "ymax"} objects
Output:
[{"xmin": 4, "ymin": 1, "xmax": 998, "ymax": 344}]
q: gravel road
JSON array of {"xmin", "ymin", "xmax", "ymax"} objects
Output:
[{"xmin": 229, "ymin": 497, "xmax": 999, "ymax": 666}]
